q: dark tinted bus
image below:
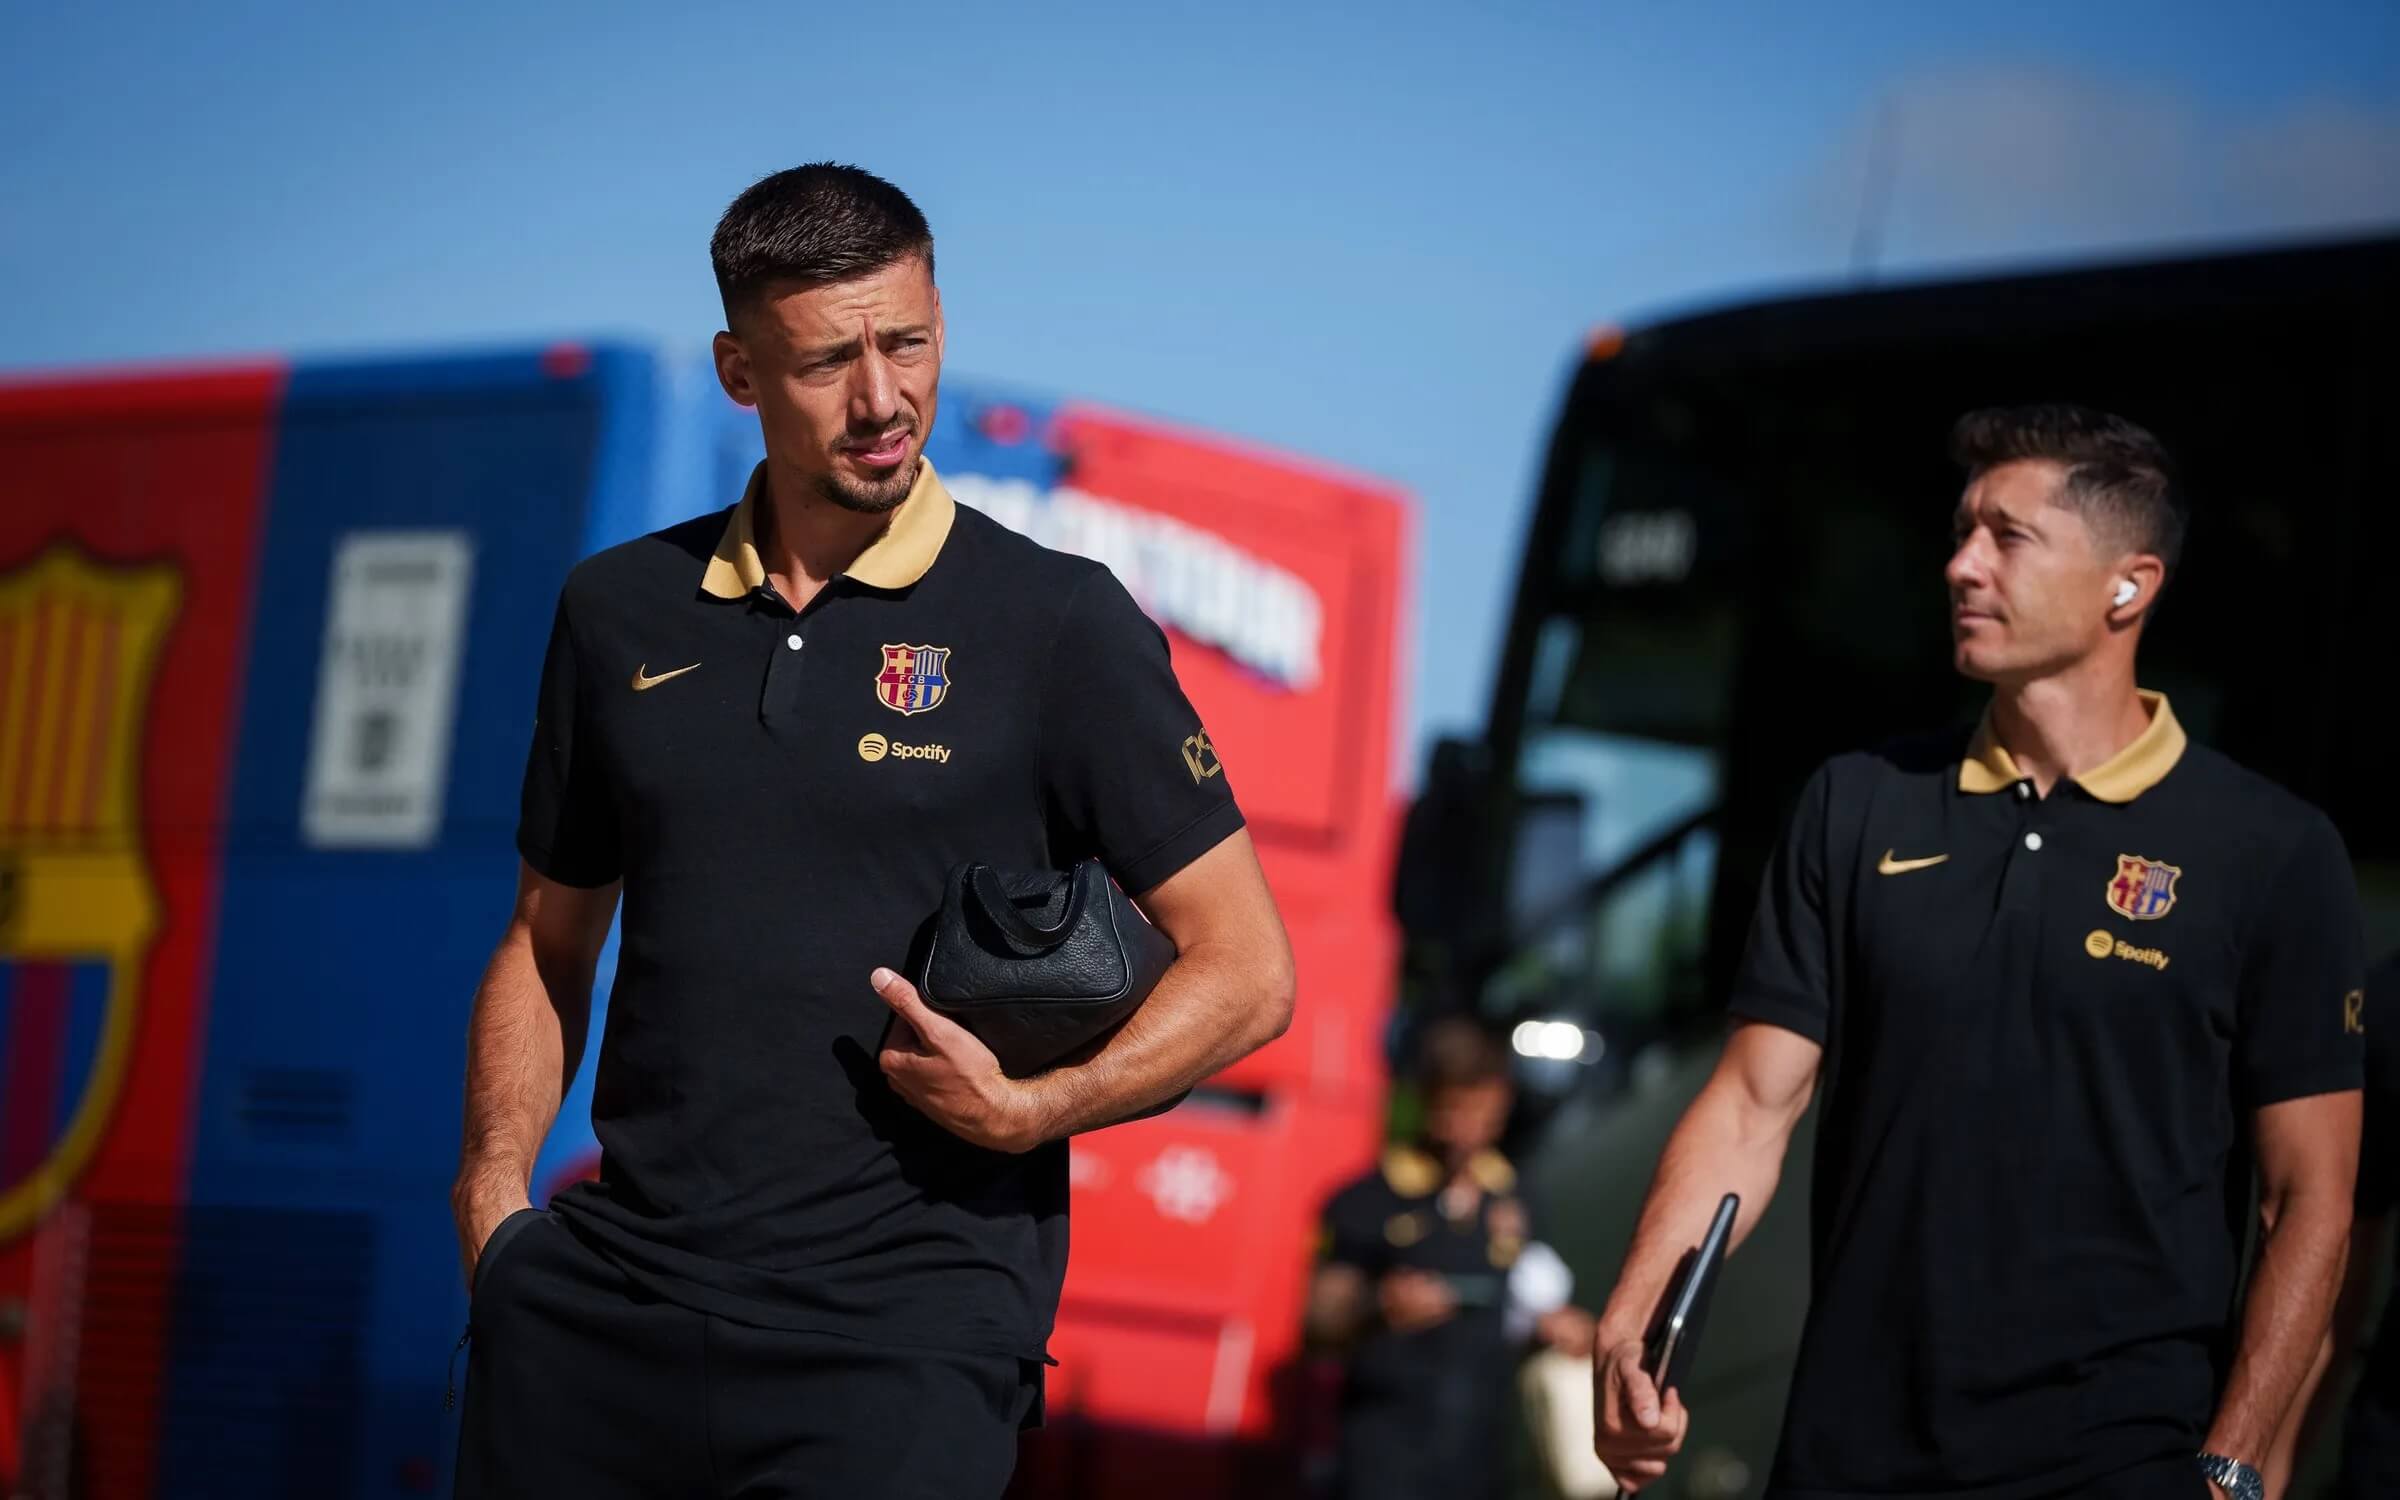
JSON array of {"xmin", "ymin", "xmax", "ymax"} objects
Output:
[{"xmin": 1397, "ymin": 233, "xmax": 2400, "ymax": 1498}]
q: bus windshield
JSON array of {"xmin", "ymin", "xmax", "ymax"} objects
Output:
[{"xmin": 1489, "ymin": 430, "xmax": 1744, "ymax": 1034}]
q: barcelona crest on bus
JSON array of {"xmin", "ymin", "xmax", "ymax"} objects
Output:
[
  {"xmin": 2106, "ymin": 853, "xmax": 2182, "ymax": 922},
  {"xmin": 876, "ymin": 643, "xmax": 951, "ymax": 716},
  {"xmin": 0, "ymin": 546, "xmax": 180, "ymax": 1242}
]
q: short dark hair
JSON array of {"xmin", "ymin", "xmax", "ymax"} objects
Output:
[
  {"xmin": 1415, "ymin": 1016, "xmax": 1510, "ymax": 1093},
  {"xmin": 1949, "ymin": 404, "xmax": 2186, "ymax": 574},
  {"xmin": 710, "ymin": 163, "xmax": 934, "ymax": 325}
]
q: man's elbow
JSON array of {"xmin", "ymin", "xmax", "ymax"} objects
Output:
[
  {"xmin": 2260, "ymin": 1184, "xmax": 2353, "ymax": 1243},
  {"xmin": 1241, "ymin": 947, "xmax": 1298, "ymax": 1053}
]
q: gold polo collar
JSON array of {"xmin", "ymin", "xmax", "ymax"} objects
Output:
[
  {"xmin": 700, "ymin": 458, "xmax": 956, "ymax": 599},
  {"xmin": 1381, "ymin": 1146, "xmax": 1441, "ymax": 1197},
  {"xmin": 1379, "ymin": 1145, "xmax": 1516, "ymax": 1197},
  {"xmin": 1959, "ymin": 690, "xmax": 2187, "ymax": 803},
  {"xmin": 1466, "ymin": 1148, "xmax": 1516, "ymax": 1196}
]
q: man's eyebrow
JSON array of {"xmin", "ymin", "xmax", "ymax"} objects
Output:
[
  {"xmin": 1956, "ymin": 500, "xmax": 2037, "ymax": 534},
  {"xmin": 799, "ymin": 334, "xmax": 862, "ymax": 361},
  {"xmin": 877, "ymin": 323, "xmax": 933, "ymax": 341}
]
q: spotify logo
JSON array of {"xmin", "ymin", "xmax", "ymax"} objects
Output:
[
  {"xmin": 858, "ymin": 732, "xmax": 951, "ymax": 765},
  {"xmin": 2084, "ymin": 929, "xmax": 2114, "ymax": 959}
]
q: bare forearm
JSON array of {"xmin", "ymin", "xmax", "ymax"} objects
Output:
[
  {"xmin": 453, "ymin": 932, "xmax": 590, "ymax": 1208},
  {"xmin": 2271, "ymin": 1212, "xmax": 2389, "ymax": 1491},
  {"xmin": 1598, "ymin": 1072, "xmax": 1801, "ymax": 1342},
  {"xmin": 2207, "ymin": 1187, "xmax": 2352, "ymax": 1465},
  {"xmin": 1022, "ymin": 941, "xmax": 1292, "ymax": 1140}
]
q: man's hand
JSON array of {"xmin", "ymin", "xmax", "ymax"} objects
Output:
[
  {"xmin": 873, "ymin": 967, "xmax": 1044, "ymax": 1153},
  {"xmin": 1377, "ymin": 1268, "xmax": 1458, "ymax": 1334},
  {"xmin": 1592, "ymin": 1336, "xmax": 1689, "ymax": 1492},
  {"xmin": 453, "ymin": 1185, "xmax": 533, "ymax": 1290}
]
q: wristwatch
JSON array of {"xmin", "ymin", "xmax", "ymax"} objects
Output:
[{"xmin": 2195, "ymin": 1452, "xmax": 2263, "ymax": 1500}]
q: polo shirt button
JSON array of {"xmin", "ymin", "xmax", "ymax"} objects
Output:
[
  {"xmin": 2013, "ymin": 781, "xmax": 2032, "ymax": 802},
  {"xmin": 786, "ymin": 634, "xmax": 803, "ymax": 651},
  {"xmin": 2024, "ymin": 832, "xmax": 2044, "ymax": 852}
]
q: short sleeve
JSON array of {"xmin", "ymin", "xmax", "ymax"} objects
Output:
[
  {"xmin": 2234, "ymin": 814, "xmax": 2366, "ymax": 1109},
  {"xmin": 514, "ymin": 590, "xmax": 622, "ymax": 888},
  {"xmin": 1726, "ymin": 763, "xmax": 1836, "ymax": 1045},
  {"xmin": 2359, "ymin": 953, "xmax": 2400, "ymax": 1215},
  {"xmin": 1037, "ymin": 569, "xmax": 1246, "ymax": 897}
]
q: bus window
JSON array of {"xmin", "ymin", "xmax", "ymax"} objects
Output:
[{"xmin": 1488, "ymin": 434, "xmax": 1743, "ymax": 1041}]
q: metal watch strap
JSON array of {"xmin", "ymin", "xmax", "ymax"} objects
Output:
[{"xmin": 2195, "ymin": 1452, "xmax": 2264, "ymax": 1500}]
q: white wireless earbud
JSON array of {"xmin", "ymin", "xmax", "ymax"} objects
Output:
[{"xmin": 2113, "ymin": 580, "xmax": 2138, "ymax": 608}]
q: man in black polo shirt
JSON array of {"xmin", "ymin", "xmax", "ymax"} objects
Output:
[
  {"xmin": 1589, "ymin": 406, "xmax": 2364, "ymax": 1499},
  {"xmin": 448, "ymin": 164, "xmax": 1296, "ymax": 1499},
  {"xmin": 1306, "ymin": 1018, "xmax": 1593, "ymax": 1500}
]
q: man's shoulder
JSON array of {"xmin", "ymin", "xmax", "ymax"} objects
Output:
[
  {"xmin": 946, "ymin": 502, "xmax": 1111, "ymax": 594},
  {"xmin": 557, "ymin": 509, "xmax": 727, "ymax": 613},
  {"xmin": 1323, "ymin": 1169, "xmax": 1390, "ymax": 1209},
  {"xmin": 945, "ymin": 506, "xmax": 1161, "ymax": 668},
  {"xmin": 2166, "ymin": 739, "xmax": 2339, "ymax": 852},
  {"xmin": 2169, "ymin": 738, "xmax": 2307, "ymax": 811},
  {"xmin": 1802, "ymin": 726, "xmax": 1974, "ymax": 804}
]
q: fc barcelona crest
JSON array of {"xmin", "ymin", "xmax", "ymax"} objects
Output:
[
  {"xmin": 0, "ymin": 546, "xmax": 180, "ymax": 1242},
  {"xmin": 2106, "ymin": 853, "xmax": 2182, "ymax": 921},
  {"xmin": 875, "ymin": 643, "xmax": 951, "ymax": 716}
]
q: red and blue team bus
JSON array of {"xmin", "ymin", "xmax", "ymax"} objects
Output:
[{"xmin": 0, "ymin": 346, "xmax": 1410, "ymax": 1499}]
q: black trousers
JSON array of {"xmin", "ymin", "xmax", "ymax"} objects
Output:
[
  {"xmin": 2054, "ymin": 1457, "xmax": 2213, "ymax": 1499},
  {"xmin": 1334, "ymin": 1376, "xmax": 1511, "ymax": 1500},
  {"xmin": 1766, "ymin": 1455, "xmax": 2214, "ymax": 1500},
  {"xmin": 2332, "ymin": 1382, "xmax": 2400, "ymax": 1498},
  {"xmin": 453, "ymin": 1209, "xmax": 1040, "ymax": 1499}
]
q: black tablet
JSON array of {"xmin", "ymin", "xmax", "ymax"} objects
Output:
[{"xmin": 1641, "ymin": 1192, "xmax": 1740, "ymax": 1396}]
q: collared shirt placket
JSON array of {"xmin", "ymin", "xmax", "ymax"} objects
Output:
[{"xmin": 751, "ymin": 581, "xmax": 824, "ymax": 732}]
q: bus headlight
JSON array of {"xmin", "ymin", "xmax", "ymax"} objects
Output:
[{"xmin": 1511, "ymin": 1019, "xmax": 1602, "ymax": 1064}]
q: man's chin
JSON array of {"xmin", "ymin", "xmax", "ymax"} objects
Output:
[
  {"xmin": 819, "ymin": 454, "xmax": 919, "ymax": 515},
  {"xmin": 1953, "ymin": 642, "xmax": 2012, "ymax": 684},
  {"xmin": 1955, "ymin": 644, "xmax": 2063, "ymax": 689}
]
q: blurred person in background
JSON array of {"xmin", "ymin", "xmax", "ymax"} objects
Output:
[
  {"xmin": 1306, "ymin": 1017, "xmax": 1596, "ymax": 1500},
  {"xmin": 1588, "ymin": 406, "xmax": 2364, "ymax": 1500},
  {"xmin": 448, "ymin": 163, "xmax": 1295, "ymax": 1499},
  {"xmin": 2271, "ymin": 948, "xmax": 2397, "ymax": 1497}
]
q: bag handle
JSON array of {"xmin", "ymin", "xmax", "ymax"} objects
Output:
[{"xmin": 966, "ymin": 863, "xmax": 1084, "ymax": 952}]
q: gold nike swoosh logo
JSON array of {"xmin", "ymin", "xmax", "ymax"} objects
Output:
[
  {"xmin": 1878, "ymin": 850, "xmax": 1949, "ymax": 875},
  {"xmin": 630, "ymin": 662, "xmax": 700, "ymax": 691}
]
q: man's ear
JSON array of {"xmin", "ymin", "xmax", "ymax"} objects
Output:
[
  {"xmin": 713, "ymin": 328, "xmax": 756, "ymax": 409},
  {"xmin": 2110, "ymin": 553, "xmax": 2166, "ymax": 623}
]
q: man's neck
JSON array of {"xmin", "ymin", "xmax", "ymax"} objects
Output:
[
  {"xmin": 756, "ymin": 458, "xmax": 901, "ymax": 609},
  {"xmin": 1988, "ymin": 659, "xmax": 2152, "ymax": 796}
]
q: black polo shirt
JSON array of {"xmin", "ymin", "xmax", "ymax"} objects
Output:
[
  {"xmin": 1319, "ymin": 1146, "xmax": 1537, "ymax": 1496},
  {"xmin": 516, "ymin": 458, "xmax": 1246, "ymax": 1357},
  {"xmin": 1731, "ymin": 693, "xmax": 2365, "ymax": 1500}
]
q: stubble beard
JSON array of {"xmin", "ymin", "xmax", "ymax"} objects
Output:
[{"xmin": 816, "ymin": 454, "xmax": 920, "ymax": 516}]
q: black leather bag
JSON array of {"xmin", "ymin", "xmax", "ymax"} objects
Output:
[{"xmin": 908, "ymin": 859, "xmax": 1179, "ymax": 1079}]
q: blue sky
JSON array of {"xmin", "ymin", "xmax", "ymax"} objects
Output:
[{"xmin": 5, "ymin": 0, "xmax": 2396, "ymax": 770}]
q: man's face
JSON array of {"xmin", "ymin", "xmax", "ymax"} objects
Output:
[
  {"xmin": 1423, "ymin": 1078, "xmax": 1512, "ymax": 1162},
  {"xmin": 1945, "ymin": 458, "xmax": 2125, "ymax": 684},
  {"xmin": 714, "ymin": 255, "xmax": 943, "ymax": 514}
]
